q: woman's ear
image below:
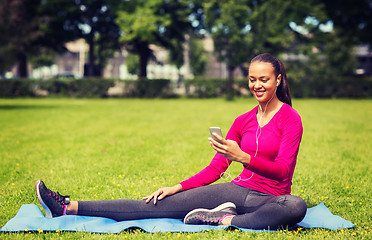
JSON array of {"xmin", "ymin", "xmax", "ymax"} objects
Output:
[{"xmin": 276, "ymin": 74, "xmax": 282, "ymax": 86}]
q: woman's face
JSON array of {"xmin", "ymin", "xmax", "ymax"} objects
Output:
[{"xmin": 248, "ymin": 61, "xmax": 279, "ymax": 104}]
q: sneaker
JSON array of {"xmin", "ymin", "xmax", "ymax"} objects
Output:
[
  {"xmin": 35, "ymin": 180, "xmax": 70, "ymax": 218},
  {"xmin": 184, "ymin": 202, "xmax": 237, "ymax": 225}
]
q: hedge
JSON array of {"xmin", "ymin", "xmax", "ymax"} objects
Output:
[
  {"xmin": 41, "ymin": 78, "xmax": 115, "ymax": 97},
  {"xmin": 0, "ymin": 78, "xmax": 37, "ymax": 97},
  {"xmin": 184, "ymin": 78, "xmax": 250, "ymax": 98},
  {"xmin": 0, "ymin": 78, "xmax": 172, "ymax": 98},
  {"xmin": 122, "ymin": 79, "xmax": 174, "ymax": 98},
  {"xmin": 288, "ymin": 76, "xmax": 372, "ymax": 98},
  {"xmin": 0, "ymin": 78, "xmax": 115, "ymax": 98},
  {"xmin": 0, "ymin": 76, "xmax": 371, "ymax": 98}
]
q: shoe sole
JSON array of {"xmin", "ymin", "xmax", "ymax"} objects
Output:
[
  {"xmin": 35, "ymin": 180, "xmax": 53, "ymax": 218},
  {"xmin": 183, "ymin": 202, "xmax": 236, "ymax": 224}
]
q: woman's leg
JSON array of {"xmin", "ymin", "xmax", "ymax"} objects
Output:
[
  {"xmin": 76, "ymin": 182, "xmax": 250, "ymax": 221},
  {"xmin": 37, "ymin": 179, "xmax": 306, "ymax": 228},
  {"xmin": 231, "ymin": 190, "xmax": 307, "ymax": 229}
]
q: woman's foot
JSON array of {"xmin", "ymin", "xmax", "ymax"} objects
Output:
[
  {"xmin": 183, "ymin": 202, "xmax": 237, "ymax": 225},
  {"xmin": 35, "ymin": 180, "xmax": 70, "ymax": 218}
]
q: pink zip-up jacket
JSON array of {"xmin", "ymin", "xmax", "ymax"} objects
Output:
[{"xmin": 180, "ymin": 103, "xmax": 303, "ymax": 196}]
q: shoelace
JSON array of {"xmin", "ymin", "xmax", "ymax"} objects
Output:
[
  {"xmin": 49, "ymin": 191, "xmax": 70, "ymax": 208},
  {"xmin": 199, "ymin": 216, "xmax": 222, "ymax": 224}
]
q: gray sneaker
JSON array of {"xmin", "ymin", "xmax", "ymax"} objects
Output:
[
  {"xmin": 184, "ymin": 202, "xmax": 237, "ymax": 225},
  {"xmin": 35, "ymin": 180, "xmax": 70, "ymax": 218}
]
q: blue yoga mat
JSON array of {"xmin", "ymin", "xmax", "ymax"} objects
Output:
[{"xmin": 1, "ymin": 203, "xmax": 354, "ymax": 233}]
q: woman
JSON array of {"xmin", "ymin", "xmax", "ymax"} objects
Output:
[{"xmin": 36, "ymin": 53, "xmax": 307, "ymax": 230}]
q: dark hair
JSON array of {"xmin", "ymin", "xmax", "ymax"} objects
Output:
[{"xmin": 250, "ymin": 53, "xmax": 292, "ymax": 106}]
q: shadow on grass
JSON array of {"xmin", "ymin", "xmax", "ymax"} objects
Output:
[{"xmin": 0, "ymin": 105, "xmax": 58, "ymax": 110}]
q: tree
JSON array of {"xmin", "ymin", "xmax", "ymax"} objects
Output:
[
  {"xmin": 126, "ymin": 53, "xmax": 140, "ymax": 76},
  {"xmin": 204, "ymin": 0, "xmax": 253, "ymax": 100},
  {"xmin": 323, "ymin": 0, "xmax": 372, "ymax": 46},
  {"xmin": 0, "ymin": 0, "xmax": 83, "ymax": 77},
  {"xmin": 72, "ymin": 0, "xmax": 121, "ymax": 77},
  {"xmin": 0, "ymin": 0, "xmax": 18, "ymax": 75},
  {"xmin": 0, "ymin": 0, "xmax": 121, "ymax": 78},
  {"xmin": 168, "ymin": 39, "xmax": 185, "ymax": 73},
  {"xmin": 189, "ymin": 35, "xmax": 208, "ymax": 76},
  {"xmin": 116, "ymin": 0, "xmax": 194, "ymax": 78},
  {"xmin": 204, "ymin": 0, "xmax": 325, "ymax": 100}
]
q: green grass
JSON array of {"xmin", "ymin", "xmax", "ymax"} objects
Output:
[{"xmin": 0, "ymin": 98, "xmax": 371, "ymax": 239}]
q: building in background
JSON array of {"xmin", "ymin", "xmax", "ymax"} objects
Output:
[
  {"xmin": 355, "ymin": 45, "xmax": 372, "ymax": 76},
  {"xmin": 29, "ymin": 38, "xmax": 371, "ymax": 80}
]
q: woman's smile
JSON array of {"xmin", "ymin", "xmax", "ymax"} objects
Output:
[{"xmin": 254, "ymin": 90, "xmax": 265, "ymax": 98}]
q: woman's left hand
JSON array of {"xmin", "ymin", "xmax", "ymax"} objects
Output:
[
  {"xmin": 209, "ymin": 133, "xmax": 250, "ymax": 166},
  {"xmin": 142, "ymin": 184, "xmax": 182, "ymax": 205}
]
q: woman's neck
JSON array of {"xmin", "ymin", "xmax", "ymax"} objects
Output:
[
  {"xmin": 258, "ymin": 97, "xmax": 282, "ymax": 117},
  {"xmin": 256, "ymin": 98, "xmax": 283, "ymax": 127}
]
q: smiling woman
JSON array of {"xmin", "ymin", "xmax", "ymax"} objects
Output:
[{"xmin": 33, "ymin": 53, "xmax": 307, "ymax": 230}]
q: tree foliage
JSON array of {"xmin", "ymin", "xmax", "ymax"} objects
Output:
[
  {"xmin": 72, "ymin": 0, "xmax": 121, "ymax": 76},
  {"xmin": 189, "ymin": 36, "xmax": 208, "ymax": 76},
  {"xmin": 323, "ymin": 0, "xmax": 372, "ymax": 46},
  {"xmin": 116, "ymin": 0, "xmax": 195, "ymax": 78},
  {"xmin": 203, "ymin": 0, "xmax": 347, "ymax": 100},
  {"xmin": 0, "ymin": 0, "xmax": 76, "ymax": 76},
  {"xmin": 126, "ymin": 53, "xmax": 140, "ymax": 76},
  {"xmin": 1, "ymin": 0, "xmax": 370, "ymax": 91},
  {"xmin": 0, "ymin": 0, "xmax": 121, "ymax": 77},
  {"xmin": 204, "ymin": 0, "xmax": 252, "ymax": 99},
  {"xmin": 168, "ymin": 39, "xmax": 184, "ymax": 71}
]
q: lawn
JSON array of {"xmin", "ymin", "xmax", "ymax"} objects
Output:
[{"xmin": 0, "ymin": 98, "xmax": 370, "ymax": 239}]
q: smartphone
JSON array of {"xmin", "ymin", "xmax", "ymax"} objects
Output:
[{"xmin": 209, "ymin": 127, "xmax": 223, "ymax": 141}]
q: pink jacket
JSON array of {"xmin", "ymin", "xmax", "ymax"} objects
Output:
[{"xmin": 180, "ymin": 104, "xmax": 303, "ymax": 196}]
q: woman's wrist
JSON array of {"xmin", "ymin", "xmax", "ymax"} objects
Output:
[
  {"xmin": 174, "ymin": 184, "xmax": 183, "ymax": 193},
  {"xmin": 240, "ymin": 153, "xmax": 251, "ymax": 167}
]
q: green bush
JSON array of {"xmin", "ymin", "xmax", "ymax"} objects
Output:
[
  {"xmin": 123, "ymin": 79, "xmax": 173, "ymax": 98},
  {"xmin": 67, "ymin": 78, "xmax": 115, "ymax": 98},
  {"xmin": 0, "ymin": 78, "xmax": 115, "ymax": 98},
  {"xmin": 0, "ymin": 79, "xmax": 37, "ymax": 97},
  {"xmin": 39, "ymin": 79, "xmax": 71, "ymax": 96},
  {"xmin": 184, "ymin": 78, "xmax": 227, "ymax": 98},
  {"xmin": 1, "ymin": 76, "xmax": 370, "ymax": 98},
  {"xmin": 289, "ymin": 76, "xmax": 372, "ymax": 98},
  {"xmin": 184, "ymin": 77, "xmax": 250, "ymax": 98}
]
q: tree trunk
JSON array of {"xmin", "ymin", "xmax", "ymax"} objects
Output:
[
  {"xmin": 17, "ymin": 52, "xmax": 28, "ymax": 78},
  {"xmin": 86, "ymin": 35, "xmax": 95, "ymax": 77},
  {"xmin": 226, "ymin": 65, "xmax": 235, "ymax": 101},
  {"xmin": 138, "ymin": 41, "xmax": 150, "ymax": 79},
  {"xmin": 97, "ymin": 45, "xmax": 104, "ymax": 77}
]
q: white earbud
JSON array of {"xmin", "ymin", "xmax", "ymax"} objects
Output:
[{"xmin": 276, "ymin": 79, "xmax": 280, "ymax": 87}]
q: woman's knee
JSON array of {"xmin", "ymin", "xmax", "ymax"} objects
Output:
[{"xmin": 285, "ymin": 195, "xmax": 307, "ymax": 222}]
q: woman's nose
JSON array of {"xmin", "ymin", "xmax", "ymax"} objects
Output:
[{"xmin": 254, "ymin": 81, "xmax": 262, "ymax": 89}]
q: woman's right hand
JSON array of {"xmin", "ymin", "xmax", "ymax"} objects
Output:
[{"xmin": 142, "ymin": 184, "xmax": 183, "ymax": 205}]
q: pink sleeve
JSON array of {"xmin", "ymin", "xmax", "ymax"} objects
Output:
[
  {"xmin": 246, "ymin": 114, "xmax": 303, "ymax": 181},
  {"xmin": 180, "ymin": 120, "xmax": 241, "ymax": 191},
  {"xmin": 179, "ymin": 153, "xmax": 231, "ymax": 191}
]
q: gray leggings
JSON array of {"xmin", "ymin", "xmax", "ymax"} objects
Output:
[{"xmin": 78, "ymin": 182, "xmax": 307, "ymax": 229}]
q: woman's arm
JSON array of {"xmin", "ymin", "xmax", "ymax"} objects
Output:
[
  {"xmin": 209, "ymin": 113, "xmax": 303, "ymax": 181},
  {"xmin": 179, "ymin": 152, "xmax": 231, "ymax": 191},
  {"xmin": 246, "ymin": 117, "xmax": 303, "ymax": 181},
  {"xmin": 178, "ymin": 119, "xmax": 243, "ymax": 191},
  {"xmin": 209, "ymin": 133, "xmax": 251, "ymax": 166}
]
